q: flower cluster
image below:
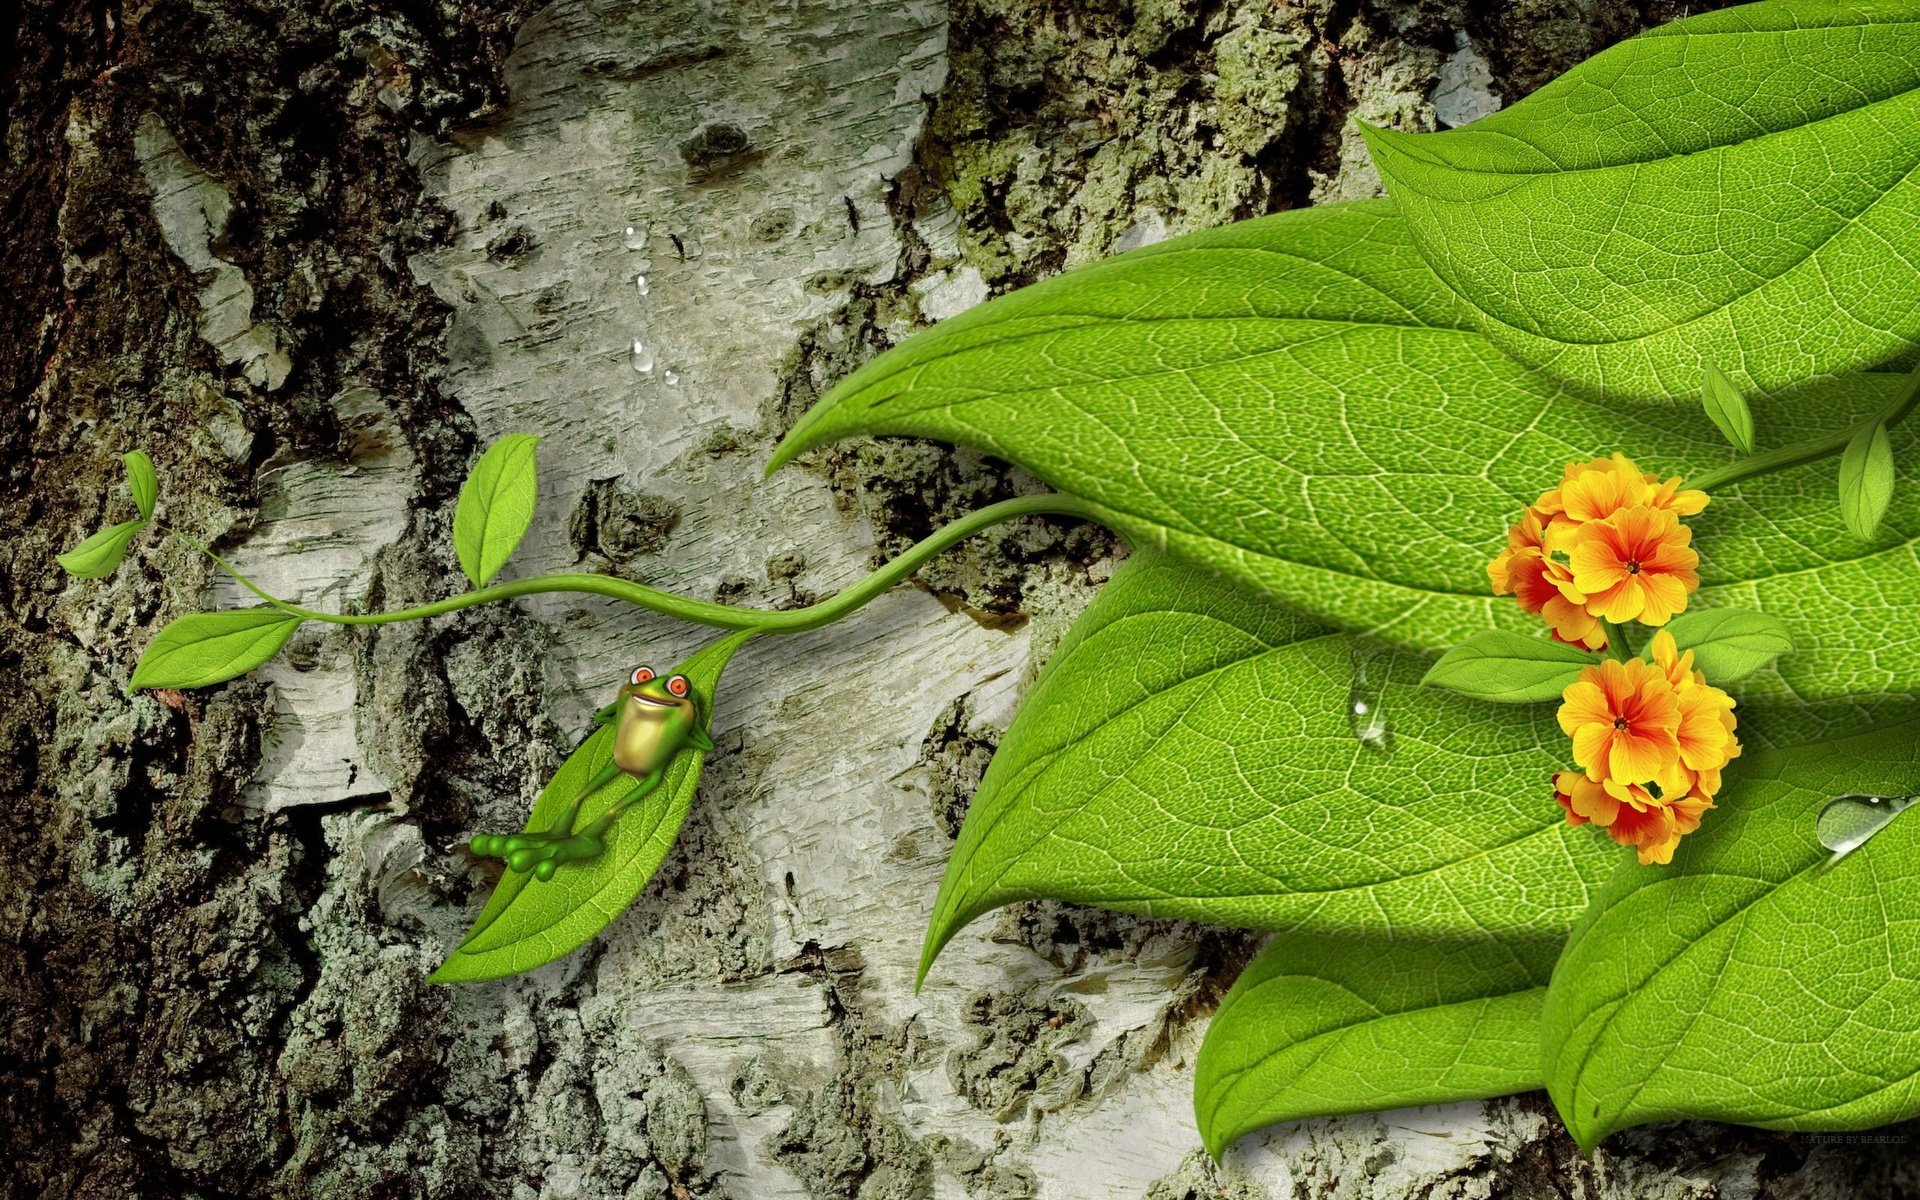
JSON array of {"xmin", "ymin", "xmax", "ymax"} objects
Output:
[
  {"xmin": 1554, "ymin": 631, "xmax": 1740, "ymax": 864},
  {"xmin": 1487, "ymin": 454, "xmax": 1735, "ymax": 864},
  {"xmin": 1488, "ymin": 454, "xmax": 1708, "ymax": 650}
]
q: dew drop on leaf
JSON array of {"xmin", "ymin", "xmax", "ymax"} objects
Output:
[
  {"xmin": 1816, "ymin": 793, "xmax": 1917, "ymax": 860},
  {"xmin": 630, "ymin": 338, "xmax": 656, "ymax": 375},
  {"xmin": 1347, "ymin": 642, "xmax": 1394, "ymax": 757}
]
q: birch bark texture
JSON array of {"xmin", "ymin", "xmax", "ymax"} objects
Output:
[{"xmin": 5, "ymin": 0, "xmax": 1917, "ymax": 1197}]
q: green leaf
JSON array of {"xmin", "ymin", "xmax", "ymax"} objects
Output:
[
  {"xmin": 1661, "ymin": 607, "xmax": 1794, "ymax": 684},
  {"xmin": 919, "ymin": 551, "xmax": 1616, "ymax": 982},
  {"xmin": 57, "ymin": 519, "xmax": 146, "ymax": 580},
  {"xmin": 1542, "ymin": 716, "xmax": 1920, "ymax": 1152},
  {"xmin": 432, "ymin": 630, "xmax": 752, "ymax": 983},
  {"xmin": 1195, "ymin": 931, "xmax": 1557, "ymax": 1155},
  {"xmin": 1838, "ymin": 419, "xmax": 1895, "ymax": 539},
  {"xmin": 1701, "ymin": 366, "xmax": 1756, "ymax": 455},
  {"xmin": 129, "ymin": 609, "xmax": 304, "ymax": 691},
  {"xmin": 453, "ymin": 433, "xmax": 540, "ymax": 588},
  {"xmin": 123, "ymin": 450, "xmax": 158, "ymax": 520},
  {"xmin": 1363, "ymin": 2, "xmax": 1920, "ymax": 400},
  {"xmin": 1421, "ymin": 630, "xmax": 1595, "ymax": 703},
  {"xmin": 768, "ymin": 199, "xmax": 1920, "ymax": 741}
]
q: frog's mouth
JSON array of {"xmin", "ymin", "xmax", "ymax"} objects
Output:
[{"xmin": 630, "ymin": 694, "xmax": 679, "ymax": 710}]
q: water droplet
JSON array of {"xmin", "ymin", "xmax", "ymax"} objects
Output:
[
  {"xmin": 663, "ymin": 369, "xmax": 680, "ymax": 386},
  {"xmin": 622, "ymin": 222, "xmax": 649, "ymax": 250},
  {"xmin": 629, "ymin": 338, "xmax": 655, "ymax": 375},
  {"xmin": 1816, "ymin": 793, "xmax": 1918, "ymax": 860},
  {"xmin": 634, "ymin": 273, "xmax": 649, "ymax": 297},
  {"xmin": 1347, "ymin": 642, "xmax": 1393, "ymax": 756}
]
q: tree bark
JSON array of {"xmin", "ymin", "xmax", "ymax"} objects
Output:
[{"xmin": 4, "ymin": 1, "xmax": 1916, "ymax": 1198}]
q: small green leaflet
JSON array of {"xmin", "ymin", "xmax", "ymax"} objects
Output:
[
  {"xmin": 1701, "ymin": 366, "xmax": 1755, "ymax": 455},
  {"xmin": 1364, "ymin": 1, "xmax": 1920, "ymax": 400},
  {"xmin": 1542, "ymin": 716, "xmax": 1920, "ymax": 1152},
  {"xmin": 1421, "ymin": 631, "xmax": 1595, "ymax": 703},
  {"xmin": 129, "ymin": 610, "xmax": 305, "ymax": 691},
  {"xmin": 453, "ymin": 433, "xmax": 540, "ymax": 589},
  {"xmin": 57, "ymin": 519, "xmax": 145, "ymax": 580},
  {"xmin": 1838, "ymin": 419, "xmax": 1895, "ymax": 539},
  {"xmin": 123, "ymin": 451, "xmax": 159, "ymax": 520},
  {"xmin": 1661, "ymin": 607, "xmax": 1793, "ymax": 684},
  {"xmin": 433, "ymin": 630, "xmax": 752, "ymax": 983},
  {"xmin": 919, "ymin": 552, "xmax": 1614, "ymax": 983},
  {"xmin": 1195, "ymin": 931, "xmax": 1559, "ymax": 1155}
]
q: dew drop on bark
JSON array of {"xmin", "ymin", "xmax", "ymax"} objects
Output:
[
  {"xmin": 622, "ymin": 222, "xmax": 649, "ymax": 249},
  {"xmin": 635, "ymin": 273, "xmax": 649, "ymax": 296},
  {"xmin": 629, "ymin": 338, "xmax": 655, "ymax": 375},
  {"xmin": 1816, "ymin": 793, "xmax": 1917, "ymax": 861}
]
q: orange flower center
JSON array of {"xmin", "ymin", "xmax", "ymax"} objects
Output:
[
  {"xmin": 1626, "ymin": 560, "xmax": 1641, "ymax": 574},
  {"xmin": 1613, "ymin": 716, "xmax": 1629, "ymax": 730}
]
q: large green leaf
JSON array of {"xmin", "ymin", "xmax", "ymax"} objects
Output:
[
  {"xmin": 1365, "ymin": 0, "xmax": 1920, "ymax": 400},
  {"xmin": 432, "ymin": 631, "xmax": 752, "ymax": 983},
  {"xmin": 919, "ymin": 551, "xmax": 1617, "ymax": 979},
  {"xmin": 769, "ymin": 200, "xmax": 1920, "ymax": 740},
  {"xmin": 1542, "ymin": 716, "xmax": 1920, "ymax": 1151},
  {"xmin": 1195, "ymin": 931, "xmax": 1557, "ymax": 1155}
]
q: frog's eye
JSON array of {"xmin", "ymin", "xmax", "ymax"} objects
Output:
[
  {"xmin": 630, "ymin": 666, "xmax": 655, "ymax": 686},
  {"xmin": 666, "ymin": 674, "xmax": 689, "ymax": 698}
]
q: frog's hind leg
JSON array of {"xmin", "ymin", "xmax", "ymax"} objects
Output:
[
  {"xmin": 469, "ymin": 769, "xmax": 664, "ymax": 880},
  {"xmin": 467, "ymin": 760, "xmax": 624, "ymax": 873}
]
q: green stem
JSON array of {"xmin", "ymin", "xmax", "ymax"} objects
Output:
[
  {"xmin": 1603, "ymin": 619, "xmax": 1634, "ymax": 663},
  {"xmin": 159, "ymin": 493, "xmax": 1104, "ymax": 636},
  {"xmin": 1690, "ymin": 362, "xmax": 1920, "ymax": 493}
]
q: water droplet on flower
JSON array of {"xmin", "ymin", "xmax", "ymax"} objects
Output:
[
  {"xmin": 1347, "ymin": 642, "xmax": 1393, "ymax": 757},
  {"xmin": 622, "ymin": 222, "xmax": 649, "ymax": 250},
  {"xmin": 635, "ymin": 273, "xmax": 649, "ymax": 297},
  {"xmin": 629, "ymin": 338, "xmax": 655, "ymax": 375},
  {"xmin": 1816, "ymin": 793, "xmax": 1917, "ymax": 861}
]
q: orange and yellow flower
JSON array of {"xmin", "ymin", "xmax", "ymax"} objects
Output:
[
  {"xmin": 1562, "ymin": 505, "xmax": 1700, "ymax": 625},
  {"xmin": 1488, "ymin": 511, "xmax": 1608, "ymax": 650},
  {"xmin": 1557, "ymin": 657, "xmax": 1680, "ymax": 788},
  {"xmin": 1550, "ymin": 631, "xmax": 1740, "ymax": 865},
  {"xmin": 1489, "ymin": 453, "xmax": 1708, "ymax": 639}
]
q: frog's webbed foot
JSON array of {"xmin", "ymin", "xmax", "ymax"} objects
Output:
[{"xmin": 468, "ymin": 822, "xmax": 608, "ymax": 881}]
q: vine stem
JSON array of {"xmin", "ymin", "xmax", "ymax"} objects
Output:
[
  {"xmin": 1688, "ymin": 361, "xmax": 1920, "ymax": 493},
  {"xmin": 158, "ymin": 493, "xmax": 1105, "ymax": 636}
]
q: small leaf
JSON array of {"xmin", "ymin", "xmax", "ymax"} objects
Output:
[
  {"xmin": 1195, "ymin": 931, "xmax": 1557, "ymax": 1155},
  {"xmin": 57, "ymin": 519, "xmax": 146, "ymax": 579},
  {"xmin": 1838, "ymin": 419, "xmax": 1895, "ymax": 539},
  {"xmin": 453, "ymin": 433, "xmax": 541, "ymax": 588},
  {"xmin": 432, "ymin": 630, "xmax": 753, "ymax": 983},
  {"xmin": 1701, "ymin": 365, "xmax": 1755, "ymax": 454},
  {"xmin": 129, "ymin": 609, "xmax": 304, "ymax": 691},
  {"xmin": 1661, "ymin": 608, "xmax": 1794, "ymax": 684},
  {"xmin": 123, "ymin": 451, "xmax": 159, "ymax": 519},
  {"xmin": 1420, "ymin": 630, "xmax": 1596, "ymax": 703}
]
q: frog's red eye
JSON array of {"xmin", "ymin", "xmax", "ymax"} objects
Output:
[
  {"xmin": 630, "ymin": 666, "xmax": 654, "ymax": 685},
  {"xmin": 667, "ymin": 674, "xmax": 689, "ymax": 698}
]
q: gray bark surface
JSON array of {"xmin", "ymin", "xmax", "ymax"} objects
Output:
[{"xmin": 4, "ymin": 1, "xmax": 1917, "ymax": 1197}]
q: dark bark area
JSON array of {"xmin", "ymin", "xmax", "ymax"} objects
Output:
[{"xmin": 4, "ymin": 1, "xmax": 1917, "ymax": 1198}]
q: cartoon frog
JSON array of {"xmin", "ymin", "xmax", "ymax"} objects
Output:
[{"xmin": 468, "ymin": 665, "xmax": 715, "ymax": 880}]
